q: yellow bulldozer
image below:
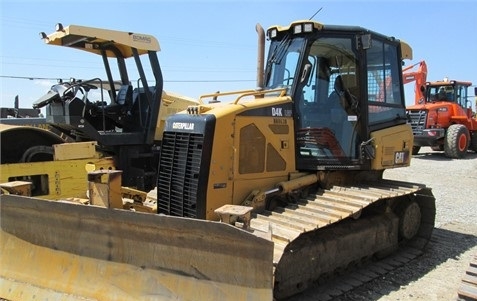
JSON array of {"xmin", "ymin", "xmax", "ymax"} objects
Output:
[{"xmin": 0, "ymin": 21, "xmax": 436, "ymax": 300}]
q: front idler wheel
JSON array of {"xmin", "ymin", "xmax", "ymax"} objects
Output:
[{"xmin": 398, "ymin": 201, "xmax": 422, "ymax": 240}]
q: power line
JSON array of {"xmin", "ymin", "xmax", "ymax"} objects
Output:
[
  {"xmin": 0, "ymin": 75, "xmax": 60, "ymax": 81},
  {"xmin": 0, "ymin": 75, "xmax": 255, "ymax": 83},
  {"xmin": 166, "ymin": 79, "xmax": 255, "ymax": 83}
]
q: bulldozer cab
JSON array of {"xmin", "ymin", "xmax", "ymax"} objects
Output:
[
  {"xmin": 264, "ymin": 21, "xmax": 411, "ymax": 169},
  {"xmin": 35, "ymin": 24, "xmax": 164, "ymax": 146}
]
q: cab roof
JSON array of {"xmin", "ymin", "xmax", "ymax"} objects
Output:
[
  {"xmin": 267, "ymin": 20, "xmax": 412, "ymax": 60},
  {"xmin": 427, "ymin": 80, "xmax": 472, "ymax": 87},
  {"xmin": 41, "ymin": 24, "xmax": 160, "ymax": 58}
]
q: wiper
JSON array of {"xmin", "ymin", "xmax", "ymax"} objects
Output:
[
  {"xmin": 268, "ymin": 34, "xmax": 292, "ymax": 66},
  {"xmin": 265, "ymin": 34, "xmax": 292, "ymax": 86}
]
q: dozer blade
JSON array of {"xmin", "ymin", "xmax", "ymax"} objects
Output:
[{"xmin": 0, "ymin": 195, "xmax": 274, "ymax": 301}]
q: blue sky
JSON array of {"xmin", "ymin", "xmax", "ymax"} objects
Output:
[{"xmin": 1, "ymin": 0, "xmax": 476, "ymax": 113}]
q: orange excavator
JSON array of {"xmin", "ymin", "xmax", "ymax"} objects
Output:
[
  {"xmin": 403, "ymin": 61, "xmax": 477, "ymax": 158},
  {"xmin": 402, "ymin": 60, "xmax": 428, "ymax": 104}
]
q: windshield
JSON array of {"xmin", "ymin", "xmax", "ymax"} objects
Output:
[
  {"xmin": 427, "ymin": 85, "xmax": 454, "ymax": 102},
  {"xmin": 265, "ymin": 37, "xmax": 306, "ymax": 93},
  {"xmin": 426, "ymin": 84, "xmax": 470, "ymax": 108},
  {"xmin": 265, "ymin": 35, "xmax": 361, "ymax": 165},
  {"xmin": 296, "ymin": 36, "xmax": 361, "ymax": 164}
]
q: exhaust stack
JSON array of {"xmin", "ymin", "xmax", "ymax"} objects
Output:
[{"xmin": 256, "ymin": 23, "xmax": 265, "ymax": 90}]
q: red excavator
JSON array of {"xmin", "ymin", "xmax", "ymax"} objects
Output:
[{"xmin": 403, "ymin": 61, "xmax": 477, "ymax": 158}]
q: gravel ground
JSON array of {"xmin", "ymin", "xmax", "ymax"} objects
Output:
[{"xmin": 336, "ymin": 147, "xmax": 477, "ymax": 301}]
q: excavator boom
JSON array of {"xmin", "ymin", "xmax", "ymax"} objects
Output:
[{"xmin": 402, "ymin": 60, "xmax": 428, "ymax": 104}]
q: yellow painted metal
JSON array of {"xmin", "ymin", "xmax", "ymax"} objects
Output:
[
  {"xmin": 43, "ymin": 24, "xmax": 160, "ymax": 57},
  {"xmin": 53, "ymin": 141, "xmax": 98, "ymax": 161},
  {"xmin": 188, "ymin": 93, "xmax": 294, "ymax": 220},
  {"xmin": 1, "ymin": 157, "xmax": 115, "ymax": 200},
  {"xmin": 267, "ymin": 20, "xmax": 324, "ymax": 34},
  {"xmin": 154, "ymin": 91, "xmax": 199, "ymax": 141},
  {"xmin": 231, "ymin": 112, "xmax": 296, "ymax": 207},
  {"xmin": 400, "ymin": 40, "xmax": 413, "ymax": 60},
  {"xmin": 198, "ymin": 88, "xmax": 287, "ymax": 105},
  {"xmin": 0, "ymin": 195, "xmax": 274, "ymax": 301},
  {"xmin": 370, "ymin": 123, "xmax": 414, "ymax": 170},
  {"xmin": 1, "ymin": 123, "xmax": 116, "ymax": 200}
]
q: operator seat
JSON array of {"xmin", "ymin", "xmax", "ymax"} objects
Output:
[
  {"xmin": 329, "ymin": 75, "xmax": 359, "ymax": 113},
  {"xmin": 327, "ymin": 74, "xmax": 359, "ymax": 157},
  {"xmin": 88, "ymin": 84, "xmax": 133, "ymax": 129},
  {"xmin": 116, "ymin": 84, "xmax": 133, "ymax": 107}
]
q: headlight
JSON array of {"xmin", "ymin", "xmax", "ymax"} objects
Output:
[
  {"xmin": 293, "ymin": 24, "xmax": 302, "ymax": 34},
  {"xmin": 55, "ymin": 23, "xmax": 64, "ymax": 32},
  {"xmin": 268, "ymin": 28, "xmax": 278, "ymax": 39},
  {"xmin": 303, "ymin": 23, "xmax": 314, "ymax": 32}
]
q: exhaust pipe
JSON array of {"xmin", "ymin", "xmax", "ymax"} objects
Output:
[{"xmin": 256, "ymin": 23, "xmax": 265, "ymax": 90}]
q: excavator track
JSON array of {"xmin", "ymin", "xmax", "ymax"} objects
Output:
[{"xmin": 248, "ymin": 179, "xmax": 436, "ymax": 299}]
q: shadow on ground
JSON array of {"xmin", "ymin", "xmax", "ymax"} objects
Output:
[{"xmin": 413, "ymin": 150, "xmax": 477, "ymax": 162}]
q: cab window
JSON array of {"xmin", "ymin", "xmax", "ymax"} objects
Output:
[{"xmin": 367, "ymin": 39, "xmax": 405, "ymax": 124}]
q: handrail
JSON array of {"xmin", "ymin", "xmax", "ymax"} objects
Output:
[
  {"xmin": 233, "ymin": 88, "xmax": 287, "ymax": 104},
  {"xmin": 198, "ymin": 88, "xmax": 288, "ymax": 105},
  {"xmin": 199, "ymin": 89, "xmax": 256, "ymax": 104}
]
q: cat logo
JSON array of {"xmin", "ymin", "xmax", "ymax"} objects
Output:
[{"xmin": 172, "ymin": 122, "xmax": 194, "ymax": 130}]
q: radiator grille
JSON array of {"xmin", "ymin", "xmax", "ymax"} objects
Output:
[
  {"xmin": 157, "ymin": 131, "xmax": 203, "ymax": 218},
  {"xmin": 407, "ymin": 110, "xmax": 427, "ymax": 135}
]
